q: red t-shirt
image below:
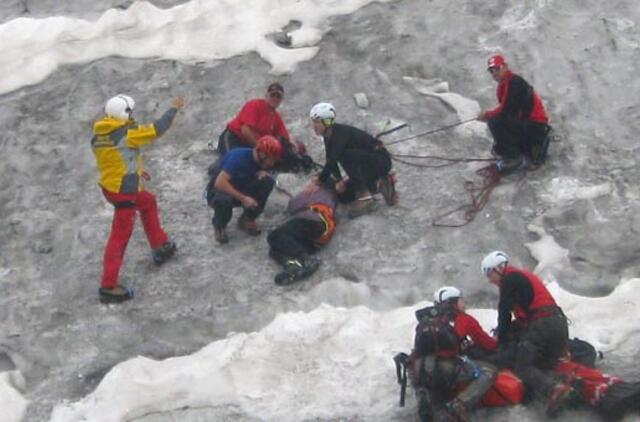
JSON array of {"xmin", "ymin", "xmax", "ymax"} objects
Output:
[{"xmin": 227, "ymin": 99, "xmax": 290, "ymax": 142}]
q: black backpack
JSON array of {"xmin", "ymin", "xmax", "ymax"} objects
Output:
[{"xmin": 413, "ymin": 304, "xmax": 460, "ymax": 356}]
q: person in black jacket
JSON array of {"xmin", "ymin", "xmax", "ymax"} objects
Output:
[
  {"xmin": 309, "ymin": 102, "xmax": 397, "ymax": 218},
  {"xmin": 478, "ymin": 54, "xmax": 551, "ymax": 174}
]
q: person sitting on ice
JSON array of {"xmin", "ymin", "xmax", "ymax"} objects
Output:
[
  {"xmin": 267, "ymin": 180, "xmax": 338, "ymax": 286},
  {"xmin": 309, "ymin": 102, "xmax": 398, "ymax": 219},
  {"xmin": 408, "ymin": 286, "xmax": 498, "ymax": 422},
  {"xmin": 211, "ymin": 81, "xmax": 313, "ymax": 175},
  {"xmin": 477, "ymin": 54, "xmax": 551, "ymax": 174}
]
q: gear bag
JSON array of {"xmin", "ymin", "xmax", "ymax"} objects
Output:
[{"xmin": 413, "ymin": 304, "xmax": 460, "ymax": 356}]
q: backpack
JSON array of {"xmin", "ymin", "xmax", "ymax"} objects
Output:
[{"xmin": 413, "ymin": 304, "xmax": 460, "ymax": 356}]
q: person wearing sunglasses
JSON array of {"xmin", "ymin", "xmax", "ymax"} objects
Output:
[
  {"xmin": 477, "ymin": 54, "xmax": 551, "ymax": 174},
  {"xmin": 91, "ymin": 94, "xmax": 185, "ymax": 304},
  {"xmin": 217, "ymin": 82, "xmax": 298, "ymax": 155}
]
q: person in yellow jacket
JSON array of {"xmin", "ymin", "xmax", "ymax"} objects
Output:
[{"xmin": 91, "ymin": 94, "xmax": 185, "ymax": 304}]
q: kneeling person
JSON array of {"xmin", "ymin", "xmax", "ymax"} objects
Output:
[
  {"xmin": 309, "ymin": 102, "xmax": 397, "ymax": 218},
  {"xmin": 411, "ymin": 286, "xmax": 497, "ymax": 422},
  {"xmin": 207, "ymin": 136, "xmax": 281, "ymax": 244},
  {"xmin": 267, "ymin": 181, "xmax": 337, "ymax": 285}
]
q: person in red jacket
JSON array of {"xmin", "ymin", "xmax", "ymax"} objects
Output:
[
  {"xmin": 411, "ymin": 286, "xmax": 497, "ymax": 422},
  {"xmin": 481, "ymin": 251, "xmax": 574, "ymax": 417},
  {"xmin": 217, "ymin": 82, "xmax": 296, "ymax": 154},
  {"xmin": 478, "ymin": 54, "xmax": 551, "ymax": 174}
]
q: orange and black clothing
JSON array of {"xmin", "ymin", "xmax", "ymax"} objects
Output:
[
  {"xmin": 267, "ymin": 186, "xmax": 337, "ymax": 266},
  {"xmin": 91, "ymin": 107, "xmax": 178, "ymax": 289},
  {"xmin": 485, "ymin": 71, "xmax": 550, "ymax": 164}
]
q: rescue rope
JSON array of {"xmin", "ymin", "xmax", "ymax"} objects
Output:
[
  {"xmin": 431, "ymin": 164, "xmax": 501, "ymax": 227},
  {"xmin": 391, "ymin": 153, "xmax": 494, "ymax": 169},
  {"xmin": 384, "ymin": 118, "xmax": 477, "ymax": 147}
]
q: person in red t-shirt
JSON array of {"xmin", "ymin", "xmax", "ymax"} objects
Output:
[
  {"xmin": 478, "ymin": 54, "xmax": 551, "ymax": 174},
  {"xmin": 411, "ymin": 286, "xmax": 497, "ymax": 422},
  {"xmin": 217, "ymin": 82, "xmax": 294, "ymax": 154}
]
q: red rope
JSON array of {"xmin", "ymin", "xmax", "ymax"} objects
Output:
[{"xmin": 431, "ymin": 165, "xmax": 501, "ymax": 227}]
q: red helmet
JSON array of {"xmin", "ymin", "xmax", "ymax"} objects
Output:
[
  {"xmin": 256, "ymin": 135, "xmax": 283, "ymax": 160},
  {"xmin": 487, "ymin": 54, "xmax": 506, "ymax": 69}
]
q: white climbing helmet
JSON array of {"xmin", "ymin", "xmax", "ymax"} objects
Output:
[
  {"xmin": 309, "ymin": 102, "xmax": 336, "ymax": 123},
  {"xmin": 105, "ymin": 94, "xmax": 135, "ymax": 120},
  {"xmin": 433, "ymin": 286, "xmax": 462, "ymax": 304},
  {"xmin": 481, "ymin": 251, "xmax": 510, "ymax": 277}
]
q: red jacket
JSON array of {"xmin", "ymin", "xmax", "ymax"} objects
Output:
[
  {"xmin": 505, "ymin": 266, "xmax": 557, "ymax": 321},
  {"xmin": 436, "ymin": 311, "xmax": 498, "ymax": 358},
  {"xmin": 227, "ymin": 98, "xmax": 290, "ymax": 142},
  {"xmin": 484, "ymin": 70, "xmax": 548, "ymax": 124}
]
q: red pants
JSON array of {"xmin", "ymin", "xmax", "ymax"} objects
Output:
[{"xmin": 100, "ymin": 189, "xmax": 168, "ymax": 289}]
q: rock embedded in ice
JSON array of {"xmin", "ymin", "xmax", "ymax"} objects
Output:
[{"xmin": 353, "ymin": 92, "xmax": 369, "ymax": 108}]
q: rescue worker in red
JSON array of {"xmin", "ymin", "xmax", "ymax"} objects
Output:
[
  {"xmin": 477, "ymin": 54, "xmax": 550, "ymax": 174},
  {"xmin": 481, "ymin": 251, "xmax": 574, "ymax": 417},
  {"xmin": 91, "ymin": 94, "xmax": 185, "ymax": 304},
  {"xmin": 267, "ymin": 181, "xmax": 337, "ymax": 286},
  {"xmin": 217, "ymin": 82, "xmax": 298, "ymax": 154},
  {"xmin": 410, "ymin": 286, "xmax": 497, "ymax": 422}
]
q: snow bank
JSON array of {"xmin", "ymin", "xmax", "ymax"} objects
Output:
[
  {"xmin": 49, "ymin": 278, "xmax": 640, "ymax": 422},
  {"xmin": 0, "ymin": 0, "xmax": 392, "ymax": 95}
]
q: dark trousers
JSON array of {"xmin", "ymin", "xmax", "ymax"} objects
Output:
[
  {"xmin": 488, "ymin": 116, "xmax": 549, "ymax": 163},
  {"xmin": 340, "ymin": 148, "xmax": 392, "ymax": 194},
  {"xmin": 416, "ymin": 356, "xmax": 496, "ymax": 420},
  {"xmin": 267, "ymin": 218, "xmax": 325, "ymax": 265},
  {"xmin": 209, "ymin": 177, "xmax": 274, "ymax": 228},
  {"xmin": 513, "ymin": 313, "xmax": 568, "ymax": 398},
  {"xmin": 217, "ymin": 127, "xmax": 246, "ymax": 155}
]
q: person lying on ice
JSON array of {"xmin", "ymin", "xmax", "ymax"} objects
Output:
[
  {"xmin": 309, "ymin": 102, "xmax": 398, "ymax": 219},
  {"xmin": 206, "ymin": 135, "xmax": 282, "ymax": 244},
  {"xmin": 267, "ymin": 180, "xmax": 337, "ymax": 286},
  {"xmin": 409, "ymin": 286, "xmax": 498, "ymax": 422}
]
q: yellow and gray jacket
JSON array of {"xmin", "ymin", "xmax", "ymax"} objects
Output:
[{"xmin": 91, "ymin": 108, "xmax": 178, "ymax": 193}]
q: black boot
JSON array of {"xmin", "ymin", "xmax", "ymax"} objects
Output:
[
  {"xmin": 152, "ymin": 240, "xmax": 177, "ymax": 265},
  {"xmin": 274, "ymin": 256, "xmax": 320, "ymax": 286}
]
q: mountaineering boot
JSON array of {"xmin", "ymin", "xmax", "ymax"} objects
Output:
[
  {"xmin": 274, "ymin": 256, "xmax": 321, "ymax": 286},
  {"xmin": 546, "ymin": 382, "xmax": 577, "ymax": 418},
  {"xmin": 445, "ymin": 398, "xmax": 470, "ymax": 422},
  {"xmin": 416, "ymin": 388, "xmax": 434, "ymax": 422},
  {"xmin": 378, "ymin": 172, "xmax": 398, "ymax": 206},
  {"xmin": 151, "ymin": 240, "xmax": 177, "ymax": 265},
  {"xmin": 495, "ymin": 157, "xmax": 525, "ymax": 175},
  {"xmin": 99, "ymin": 286, "xmax": 134, "ymax": 304},
  {"xmin": 348, "ymin": 196, "xmax": 378, "ymax": 219},
  {"xmin": 213, "ymin": 224, "xmax": 229, "ymax": 244},
  {"xmin": 237, "ymin": 214, "xmax": 261, "ymax": 236}
]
